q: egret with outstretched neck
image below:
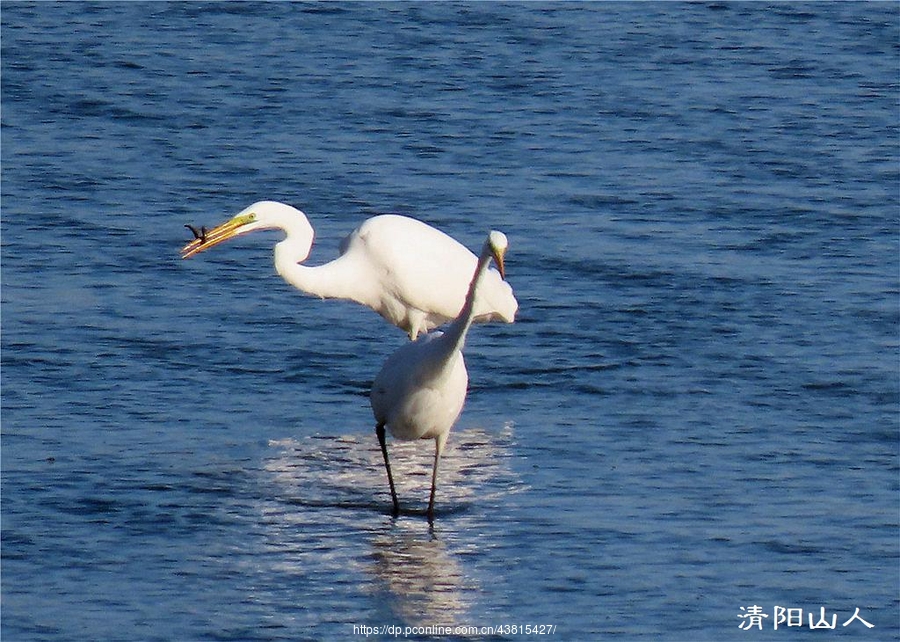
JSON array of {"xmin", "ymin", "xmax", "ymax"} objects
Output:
[
  {"xmin": 181, "ymin": 201, "xmax": 517, "ymax": 339},
  {"xmin": 370, "ymin": 230, "xmax": 509, "ymax": 522}
]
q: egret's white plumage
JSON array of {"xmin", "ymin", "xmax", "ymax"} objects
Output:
[
  {"xmin": 370, "ymin": 230, "xmax": 509, "ymax": 521},
  {"xmin": 181, "ymin": 201, "xmax": 517, "ymax": 339}
]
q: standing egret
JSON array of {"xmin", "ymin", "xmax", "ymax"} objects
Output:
[
  {"xmin": 370, "ymin": 230, "xmax": 509, "ymax": 522},
  {"xmin": 181, "ymin": 201, "xmax": 517, "ymax": 339}
]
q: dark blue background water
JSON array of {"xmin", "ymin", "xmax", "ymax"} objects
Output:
[{"xmin": 2, "ymin": 3, "xmax": 897, "ymax": 640}]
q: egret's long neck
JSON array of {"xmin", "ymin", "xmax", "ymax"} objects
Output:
[
  {"xmin": 274, "ymin": 240, "xmax": 368, "ymax": 303},
  {"xmin": 439, "ymin": 248, "xmax": 494, "ymax": 356}
]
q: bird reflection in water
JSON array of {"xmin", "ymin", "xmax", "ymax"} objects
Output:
[
  {"xmin": 258, "ymin": 428, "xmax": 521, "ymax": 626},
  {"xmin": 368, "ymin": 520, "xmax": 473, "ymax": 628}
]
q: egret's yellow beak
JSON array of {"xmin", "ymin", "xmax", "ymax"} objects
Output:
[
  {"xmin": 492, "ymin": 247, "xmax": 506, "ymax": 279},
  {"xmin": 181, "ymin": 213, "xmax": 255, "ymax": 259}
]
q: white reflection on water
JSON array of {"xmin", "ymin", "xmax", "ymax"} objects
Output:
[
  {"xmin": 257, "ymin": 426, "xmax": 523, "ymax": 626},
  {"xmin": 263, "ymin": 425, "xmax": 521, "ymax": 519},
  {"xmin": 368, "ymin": 519, "xmax": 474, "ymax": 627}
]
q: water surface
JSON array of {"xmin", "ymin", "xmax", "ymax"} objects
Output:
[{"xmin": 2, "ymin": 3, "xmax": 898, "ymax": 640}]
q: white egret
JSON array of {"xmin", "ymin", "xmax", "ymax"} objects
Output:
[
  {"xmin": 181, "ymin": 201, "xmax": 517, "ymax": 339},
  {"xmin": 370, "ymin": 230, "xmax": 509, "ymax": 522}
]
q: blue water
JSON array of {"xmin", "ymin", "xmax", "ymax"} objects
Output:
[{"xmin": 2, "ymin": 3, "xmax": 898, "ymax": 640}]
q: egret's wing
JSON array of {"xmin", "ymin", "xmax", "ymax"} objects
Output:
[
  {"xmin": 342, "ymin": 214, "xmax": 517, "ymax": 333},
  {"xmin": 345, "ymin": 215, "xmax": 475, "ymax": 320}
]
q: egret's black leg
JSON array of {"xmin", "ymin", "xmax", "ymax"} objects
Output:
[{"xmin": 376, "ymin": 423, "xmax": 399, "ymax": 517}]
